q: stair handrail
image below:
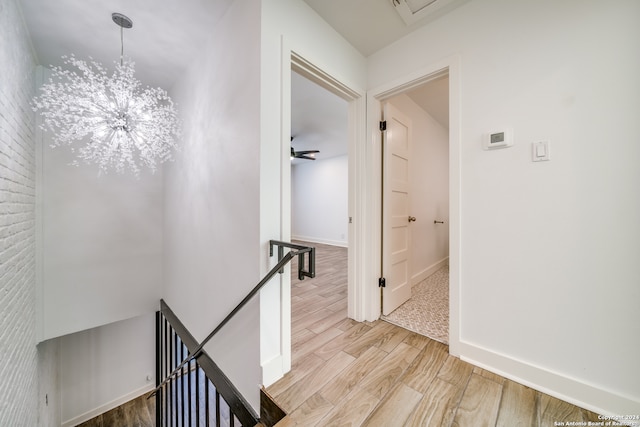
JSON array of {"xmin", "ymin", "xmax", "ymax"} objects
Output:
[
  {"xmin": 269, "ymin": 240, "xmax": 315, "ymax": 280},
  {"xmin": 156, "ymin": 300, "xmax": 259, "ymax": 425},
  {"xmin": 151, "ymin": 241, "xmax": 315, "ymax": 397}
]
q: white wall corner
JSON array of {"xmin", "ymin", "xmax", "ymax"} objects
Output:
[
  {"xmin": 411, "ymin": 257, "xmax": 449, "ymax": 286},
  {"xmin": 60, "ymin": 384, "xmax": 153, "ymax": 427},
  {"xmin": 291, "ymin": 235, "xmax": 348, "ymax": 248}
]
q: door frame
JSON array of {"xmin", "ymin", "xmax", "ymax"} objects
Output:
[
  {"xmin": 273, "ymin": 50, "xmax": 460, "ymax": 386},
  {"xmin": 366, "ymin": 55, "xmax": 461, "ymax": 356},
  {"xmin": 273, "ymin": 49, "xmax": 366, "ymax": 382},
  {"xmin": 289, "ymin": 52, "xmax": 365, "ymax": 323}
]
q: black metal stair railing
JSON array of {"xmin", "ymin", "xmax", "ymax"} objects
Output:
[
  {"xmin": 153, "ymin": 241, "xmax": 315, "ymax": 427},
  {"xmin": 269, "ymin": 240, "xmax": 315, "ymax": 280},
  {"xmin": 157, "ymin": 300, "xmax": 257, "ymax": 427}
]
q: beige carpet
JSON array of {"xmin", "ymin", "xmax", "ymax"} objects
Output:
[{"xmin": 382, "ymin": 265, "xmax": 449, "ymax": 344}]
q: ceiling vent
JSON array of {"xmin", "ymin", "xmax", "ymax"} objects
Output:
[{"xmin": 390, "ymin": 0, "xmax": 462, "ymax": 26}]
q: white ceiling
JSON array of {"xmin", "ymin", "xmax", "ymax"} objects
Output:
[
  {"xmin": 19, "ymin": 0, "xmax": 453, "ymax": 164},
  {"xmin": 406, "ymin": 74, "xmax": 449, "ymax": 130},
  {"xmin": 302, "ymin": 0, "xmax": 470, "ymax": 57},
  {"xmin": 18, "ymin": 0, "xmax": 231, "ymax": 89},
  {"xmin": 292, "ymin": 0, "xmax": 454, "ymax": 162},
  {"xmin": 291, "ymin": 71, "xmax": 348, "ymax": 164},
  {"xmin": 18, "ymin": 0, "xmax": 468, "ymax": 86}
]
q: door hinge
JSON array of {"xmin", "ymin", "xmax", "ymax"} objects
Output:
[
  {"xmin": 379, "ymin": 121, "xmax": 387, "ymax": 131},
  {"xmin": 378, "ymin": 277, "xmax": 386, "ymax": 288}
]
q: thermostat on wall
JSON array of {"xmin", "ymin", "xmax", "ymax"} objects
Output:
[{"xmin": 483, "ymin": 128, "xmax": 513, "ymax": 150}]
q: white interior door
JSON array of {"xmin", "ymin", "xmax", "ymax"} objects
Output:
[{"xmin": 382, "ymin": 103, "xmax": 413, "ymax": 315}]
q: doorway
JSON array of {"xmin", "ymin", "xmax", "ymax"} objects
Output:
[
  {"xmin": 380, "ymin": 74, "xmax": 451, "ymax": 344},
  {"xmin": 365, "ymin": 57, "xmax": 461, "ymax": 355},
  {"xmin": 288, "ymin": 69, "xmax": 351, "ymax": 346},
  {"xmin": 272, "ymin": 54, "xmax": 460, "ymax": 385},
  {"xmin": 290, "ymin": 70, "xmax": 349, "ymax": 248},
  {"xmin": 269, "ymin": 53, "xmax": 363, "ymax": 381}
]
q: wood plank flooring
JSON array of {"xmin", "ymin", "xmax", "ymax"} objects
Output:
[
  {"xmin": 76, "ymin": 392, "xmax": 154, "ymax": 427},
  {"xmin": 268, "ymin": 242, "xmax": 602, "ymax": 427}
]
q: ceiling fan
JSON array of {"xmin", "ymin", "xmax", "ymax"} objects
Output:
[{"xmin": 291, "ymin": 137, "xmax": 319, "ymax": 161}]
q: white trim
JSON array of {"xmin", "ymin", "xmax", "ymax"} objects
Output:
[
  {"xmin": 347, "ymin": 94, "xmax": 367, "ymax": 322},
  {"xmin": 264, "ymin": 40, "xmax": 366, "ymax": 386},
  {"xmin": 292, "ymin": 235, "xmax": 348, "ymax": 248},
  {"xmin": 373, "ymin": 67, "xmax": 449, "ymax": 100},
  {"xmin": 459, "ymin": 341, "xmax": 640, "ymax": 418},
  {"xmin": 278, "ymin": 35, "xmax": 293, "ymax": 379},
  {"xmin": 288, "ymin": 50, "xmax": 365, "ymax": 324},
  {"xmin": 411, "ymin": 256, "xmax": 449, "ymax": 286},
  {"xmin": 291, "ymin": 53, "xmax": 360, "ymax": 100},
  {"xmin": 61, "ymin": 384, "xmax": 153, "ymax": 427},
  {"xmin": 448, "ymin": 56, "xmax": 461, "ymax": 357},
  {"xmin": 364, "ymin": 55, "xmax": 462, "ymax": 357},
  {"xmin": 261, "ymin": 354, "xmax": 285, "ymax": 388}
]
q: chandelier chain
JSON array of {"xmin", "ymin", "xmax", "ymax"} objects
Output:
[{"xmin": 120, "ymin": 25, "xmax": 124, "ymax": 66}]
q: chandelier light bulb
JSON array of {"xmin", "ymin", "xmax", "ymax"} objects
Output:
[{"xmin": 32, "ymin": 14, "xmax": 181, "ymax": 176}]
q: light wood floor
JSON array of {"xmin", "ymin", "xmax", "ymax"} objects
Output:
[
  {"xmin": 77, "ymin": 392, "xmax": 154, "ymax": 427},
  {"xmin": 267, "ymin": 242, "xmax": 602, "ymax": 427}
]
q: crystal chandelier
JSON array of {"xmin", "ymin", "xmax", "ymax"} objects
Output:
[{"xmin": 32, "ymin": 13, "xmax": 181, "ymax": 176}]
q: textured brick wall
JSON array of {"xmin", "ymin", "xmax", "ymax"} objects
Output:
[{"xmin": 0, "ymin": 0, "xmax": 38, "ymax": 425}]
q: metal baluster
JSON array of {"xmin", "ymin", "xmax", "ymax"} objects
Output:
[
  {"xmin": 205, "ymin": 377, "xmax": 210, "ymax": 427},
  {"xmin": 215, "ymin": 390, "xmax": 221, "ymax": 427},
  {"xmin": 169, "ymin": 326, "xmax": 174, "ymax": 427},
  {"xmin": 297, "ymin": 252, "xmax": 305, "ymax": 280},
  {"xmin": 174, "ymin": 331, "xmax": 179, "ymax": 427},
  {"xmin": 195, "ymin": 362, "xmax": 200, "ymax": 427},
  {"xmin": 187, "ymin": 358, "xmax": 192, "ymax": 427},
  {"xmin": 181, "ymin": 341, "xmax": 186, "ymax": 427},
  {"xmin": 155, "ymin": 313, "xmax": 162, "ymax": 427},
  {"xmin": 162, "ymin": 318, "xmax": 171, "ymax": 427},
  {"xmin": 309, "ymin": 247, "xmax": 315, "ymax": 278}
]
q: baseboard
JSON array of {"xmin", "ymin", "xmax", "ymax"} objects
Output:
[
  {"xmin": 61, "ymin": 383, "xmax": 154, "ymax": 427},
  {"xmin": 459, "ymin": 341, "xmax": 640, "ymax": 418},
  {"xmin": 261, "ymin": 354, "xmax": 285, "ymax": 388},
  {"xmin": 291, "ymin": 235, "xmax": 347, "ymax": 248},
  {"xmin": 411, "ymin": 257, "xmax": 449, "ymax": 286}
]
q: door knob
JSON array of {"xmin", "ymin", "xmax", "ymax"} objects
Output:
[{"xmin": 408, "ymin": 216, "xmax": 417, "ymax": 222}]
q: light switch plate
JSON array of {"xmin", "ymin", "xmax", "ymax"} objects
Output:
[{"xmin": 532, "ymin": 141, "xmax": 550, "ymax": 162}]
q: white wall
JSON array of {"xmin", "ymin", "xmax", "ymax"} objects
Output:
[
  {"xmin": 37, "ymin": 339, "xmax": 60, "ymax": 427},
  {"xmin": 164, "ymin": 0, "xmax": 262, "ymax": 411},
  {"xmin": 292, "ymin": 155, "xmax": 348, "ymax": 247},
  {"xmin": 36, "ymin": 62, "xmax": 163, "ymax": 342},
  {"xmin": 260, "ymin": 0, "xmax": 367, "ymax": 384},
  {"xmin": 37, "ymin": 106, "xmax": 164, "ymax": 341},
  {"xmin": 368, "ymin": 0, "xmax": 640, "ymax": 415},
  {"xmin": 34, "ymin": 63, "xmax": 163, "ymax": 423},
  {"xmin": 0, "ymin": 0, "xmax": 40, "ymax": 424},
  {"xmin": 387, "ymin": 94, "xmax": 449, "ymax": 284},
  {"xmin": 57, "ymin": 313, "xmax": 155, "ymax": 427}
]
